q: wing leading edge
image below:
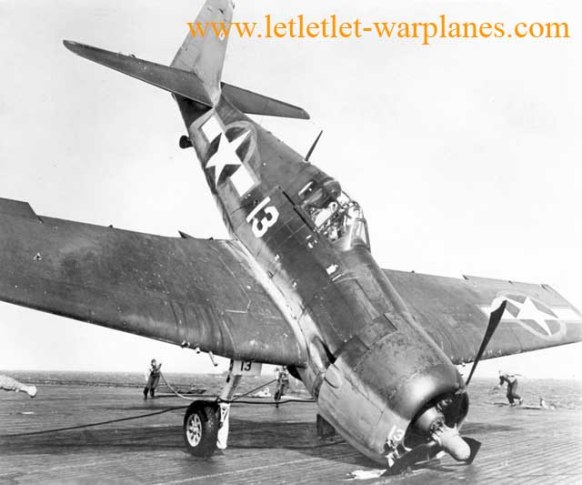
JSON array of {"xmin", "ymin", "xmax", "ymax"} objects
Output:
[
  {"xmin": 383, "ymin": 268, "xmax": 582, "ymax": 364},
  {"xmin": 0, "ymin": 198, "xmax": 306, "ymax": 366}
]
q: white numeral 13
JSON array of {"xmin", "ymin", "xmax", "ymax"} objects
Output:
[{"xmin": 246, "ymin": 196, "xmax": 279, "ymax": 238}]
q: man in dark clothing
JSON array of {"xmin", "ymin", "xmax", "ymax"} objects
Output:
[
  {"xmin": 274, "ymin": 367, "xmax": 290, "ymax": 408},
  {"xmin": 143, "ymin": 359, "xmax": 162, "ymax": 399},
  {"xmin": 498, "ymin": 371, "xmax": 523, "ymax": 406}
]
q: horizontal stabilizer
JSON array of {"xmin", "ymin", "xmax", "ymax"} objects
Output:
[
  {"xmin": 63, "ymin": 41, "xmax": 213, "ymax": 107},
  {"xmin": 222, "ymin": 83, "xmax": 310, "ymax": 120}
]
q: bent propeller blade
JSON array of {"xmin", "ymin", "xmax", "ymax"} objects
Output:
[{"xmin": 465, "ymin": 300, "xmax": 507, "ymax": 386}]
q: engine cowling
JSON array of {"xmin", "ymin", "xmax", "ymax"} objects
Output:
[{"xmin": 316, "ymin": 310, "xmax": 468, "ymax": 465}]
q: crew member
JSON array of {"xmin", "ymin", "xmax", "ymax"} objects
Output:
[
  {"xmin": 274, "ymin": 366, "xmax": 290, "ymax": 408},
  {"xmin": 143, "ymin": 359, "xmax": 162, "ymax": 399},
  {"xmin": 0, "ymin": 374, "xmax": 37, "ymax": 398},
  {"xmin": 498, "ymin": 370, "xmax": 523, "ymax": 406}
]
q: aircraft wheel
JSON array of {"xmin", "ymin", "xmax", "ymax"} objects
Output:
[{"xmin": 183, "ymin": 401, "xmax": 220, "ymax": 457}]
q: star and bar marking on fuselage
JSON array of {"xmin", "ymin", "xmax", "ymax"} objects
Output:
[
  {"xmin": 200, "ymin": 114, "xmax": 279, "ymax": 238},
  {"xmin": 201, "ymin": 115, "xmax": 255, "ymax": 196}
]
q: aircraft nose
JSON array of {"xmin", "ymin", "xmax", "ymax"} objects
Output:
[{"xmin": 413, "ymin": 395, "xmax": 472, "ymax": 461}]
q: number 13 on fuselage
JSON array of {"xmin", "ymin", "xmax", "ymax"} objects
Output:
[{"xmin": 246, "ymin": 196, "xmax": 279, "ymax": 238}]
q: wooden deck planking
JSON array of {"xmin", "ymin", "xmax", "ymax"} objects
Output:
[{"xmin": 0, "ymin": 385, "xmax": 580, "ymax": 484}]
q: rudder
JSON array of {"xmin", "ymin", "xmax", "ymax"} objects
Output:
[{"xmin": 172, "ymin": 0, "xmax": 234, "ymax": 101}]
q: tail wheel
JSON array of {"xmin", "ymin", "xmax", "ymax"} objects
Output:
[
  {"xmin": 179, "ymin": 135, "xmax": 193, "ymax": 149},
  {"xmin": 183, "ymin": 401, "xmax": 220, "ymax": 457}
]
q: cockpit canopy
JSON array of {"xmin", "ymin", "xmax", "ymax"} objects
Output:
[
  {"xmin": 299, "ymin": 178, "xmax": 342, "ymax": 210},
  {"xmin": 298, "ymin": 177, "xmax": 370, "ymax": 250}
]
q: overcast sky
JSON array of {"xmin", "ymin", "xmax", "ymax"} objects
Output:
[{"xmin": 0, "ymin": 0, "xmax": 581, "ymax": 378}]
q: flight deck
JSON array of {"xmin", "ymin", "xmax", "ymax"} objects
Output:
[{"xmin": 1, "ymin": 381, "xmax": 580, "ymax": 484}]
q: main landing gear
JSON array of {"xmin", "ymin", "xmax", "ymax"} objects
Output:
[
  {"xmin": 183, "ymin": 401, "xmax": 221, "ymax": 457},
  {"xmin": 182, "ymin": 360, "xmax": 249, "ymax": 457}
]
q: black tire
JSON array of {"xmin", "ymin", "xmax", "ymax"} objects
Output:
[{"xmin": 183, "ymin": 401, "xmax": 220, "ymax": 457}]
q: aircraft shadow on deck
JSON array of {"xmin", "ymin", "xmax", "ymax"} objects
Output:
[
  {"xmin": 0, "ymin": 426, "xmax": 184, "ymax": 456},
  {"xmin": 461, "ymin": 422, "xmax": 517, "ymax": 434},
  {"xmin": 0, "ymin": 412, "xmax": 519, "ymax": 471},
  {"xmin": 0, "ymin": 418, "xmax": 373, "ymax": 468}
]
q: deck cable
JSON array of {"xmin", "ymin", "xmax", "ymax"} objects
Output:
[
  {"xmin": 159, "ymin": 372, "xmax": 197, "ymax": 400},
  {"xmin": 2, "ymin": 378, "xmax": 315, "ymax": 438},
  {"xmin": 227, "ymin": 377, "xmax": 315, "ymax": 404},
  {"xmin": 1, "ymin": 405, "xmax": 188, "ymax": 438},
  {"xmin": 231, "ymin": 378, "xmax": 277, "ymax": 401},
  {"xmin": 160, "ymin": 374, "xmax": 315, "ymax": 405}
]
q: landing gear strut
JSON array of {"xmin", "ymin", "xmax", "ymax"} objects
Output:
[{"xmin": 182, "ymin": 360, "xmax": 248, "ymax": 458}]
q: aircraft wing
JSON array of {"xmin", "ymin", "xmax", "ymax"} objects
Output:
[
  {"xmin": 383, "ymin": 268, "xmax": 582, "ymax": 364},
  {"xmin": 0, "ymin": 198, "xmax": 306, "ymax": 366}
]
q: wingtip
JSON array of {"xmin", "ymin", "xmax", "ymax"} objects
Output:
[
  {"xmin": 63, "ymin": 40, "xmax": 85, "ymax": 55},
  {"xmin": 294, "ymin": 108, "xmax": 310, "ymax": 120},
  {"xmin": 63, "ymin": 40, "xmax": 99, "ymax": 57}
]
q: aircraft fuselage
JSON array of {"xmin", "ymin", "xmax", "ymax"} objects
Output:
[{"xmin": 176, "ymin": 93, "xmax": 467, "ymax": 462}]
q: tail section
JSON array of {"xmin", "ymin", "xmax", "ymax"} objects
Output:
[
  {"xmin": 222, "ymin": 83, "xmax": 309, "ymax": 119},
  {"xmin": 63, "ymin": 0, "xmax": 310, "ymax": 120},
  {"xmin": 63, "ymin": 41, "xmax": 213, "ymax": 108},
  {"xmin": 171, "ymin": 0, "xmax": 234, "ymax": 101}
]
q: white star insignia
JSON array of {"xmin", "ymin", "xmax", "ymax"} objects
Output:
[
  {"xmin": 513, "ymin": 297, "xmax": 554, "ymax": 336},
  {"xmin": 205, "ymin": 129, "xmax": 250, "ymax": 185},
  {"xmin": 483, "ymin": 296, "xmax": 557, "ymax": 336}
]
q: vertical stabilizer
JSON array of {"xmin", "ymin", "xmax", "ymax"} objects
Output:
[{"xmin": 172, "ymin": 0, "xmax": 234, "ymax": 101}]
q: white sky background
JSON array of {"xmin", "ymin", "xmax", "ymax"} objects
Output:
[{"xmin": 0, "ymin": 0, "xmax": 581, "ymax": 378}]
